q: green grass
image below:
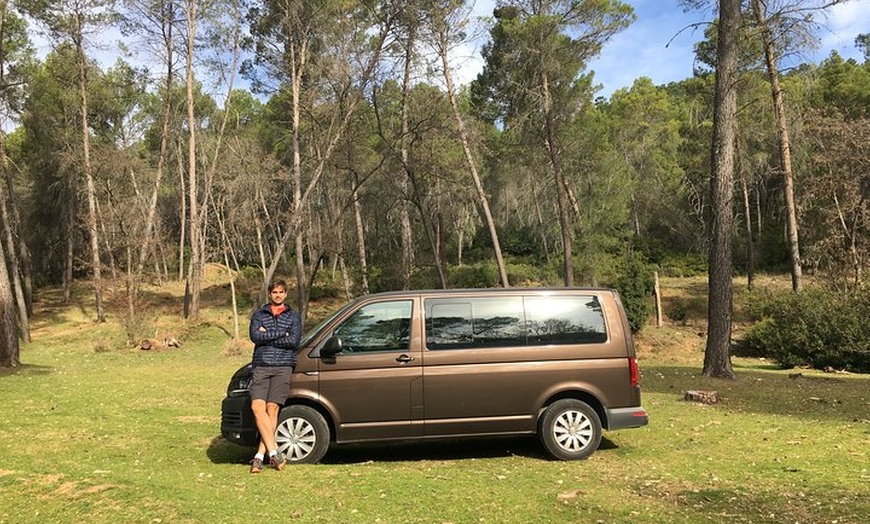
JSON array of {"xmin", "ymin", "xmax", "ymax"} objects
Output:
[{"xmin": 1, "ymin": 277, "xmax": 868, "ymax": 523}]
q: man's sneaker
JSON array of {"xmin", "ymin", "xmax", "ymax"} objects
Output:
[
  {"xmin": 250, "ymin": 457, "xmax": 264, "ymax": 474},
  {"xmin": 269, "ymin": 451, "xmax": 286, "ymax": 471}
]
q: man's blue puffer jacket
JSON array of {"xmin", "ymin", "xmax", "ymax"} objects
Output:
[{"xmin": 249, "ymin": 304, "xmax": 302, "ymax": 368}]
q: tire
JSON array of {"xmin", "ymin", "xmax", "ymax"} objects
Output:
[
  {"xmin": 539, "ymin": 399, "xmax": 602, "ymax": 461},
  {"xmin": 275, "ymin": 405, "xmax": 330, "ymax": 464}
]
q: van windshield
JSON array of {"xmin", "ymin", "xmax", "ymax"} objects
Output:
[{"xmin": 298, "ymin": 300, "xmax": 357, "ymax": 348}]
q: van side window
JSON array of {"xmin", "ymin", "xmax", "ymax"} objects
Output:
[
  {"xmin": 334, "ymin": 300, "xmax": 412, "ymax": 353},
  {"xmin": 525, "ymin": 296, "xmax": 607, "ymax": 345},
  {"xmin": 425, "ymin": 297, "xmax": 524, "ymax": 350}
]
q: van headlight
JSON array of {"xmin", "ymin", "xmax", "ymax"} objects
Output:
[{"xmin": 226, "ymin": 365, "xmax": 253, "ymax": 397}]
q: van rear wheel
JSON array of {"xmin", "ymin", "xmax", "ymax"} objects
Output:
[
  {"xmin": 539, "ymin": 399, "xmax": 602, "ymax": 460},
  {"xmin": 276, "ymin": 405, "xmax": 330, "ymax": 464}
]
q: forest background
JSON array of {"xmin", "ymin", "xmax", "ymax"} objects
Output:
[{"xmin": 0, "ymin": 0, "xmax": 868, "ymax": 372}]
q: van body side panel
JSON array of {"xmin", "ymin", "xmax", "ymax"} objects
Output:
[
  {"xmin": 318, "ymin": 354, "xmax": 422, "ymax": 441},
  {"xmin": 421, "ymin": 355, "xmax": 630, "ymax": 436}
]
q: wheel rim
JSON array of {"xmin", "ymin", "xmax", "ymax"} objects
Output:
[
  {"xmin": 552, "ymin": 409, "xmax": 594, "ymax": 453},
  {"xmin": 275, "ymin": 416, "xmax": 318, "ymax": 461}
]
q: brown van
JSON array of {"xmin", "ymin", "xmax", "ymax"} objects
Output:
[{"xmin": 221, "ymin": 288, "xmax": 648, "ymax": 462}]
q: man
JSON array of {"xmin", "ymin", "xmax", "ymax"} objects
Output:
[{"xmin": 248, "ymin": 279, "xmax": 302, "ymax": 473}]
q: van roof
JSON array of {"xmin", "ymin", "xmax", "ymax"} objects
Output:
[{"xmin": 358, "ymin": 287, "xmax": 617, "ymax": 300}]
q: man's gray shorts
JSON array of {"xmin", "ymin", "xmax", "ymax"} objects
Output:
[{"xmin": 250, "ymin": 366, "xmax": 293, "ymax": 404}]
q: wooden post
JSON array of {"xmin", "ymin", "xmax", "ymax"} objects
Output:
[{"xmin": 654, "ymin": 271, "xmax": 663, "ymax": 328}]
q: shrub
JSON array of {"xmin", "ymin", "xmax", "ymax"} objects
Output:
[
  {"xmin": 608, "ymin": 252, "xmax": 655, "ymax": 334},
  {"xmin": 451, "ymin": 263, "xmax": 500, "ymax": 288},
  {"xmin": 665, "ymin": 299, "xmax": 688, "ymax": 325},
  {"xmin": 309, "ymin": 281, "xmax": 345, "ymax": 300},
  {"xmin": 658, "ymin": 253, "xmax": 707, "ymax": 277},
  {"xmin": 506, "ymin": 260, "xmax": 560, "ymax": 287},
  {"xmin": 238, "ymin": 265, "xmax": 263, "ymax": 281},
  {"xmin": 741, "ymin": 288, "xmax": 870, "ymax": 372}
]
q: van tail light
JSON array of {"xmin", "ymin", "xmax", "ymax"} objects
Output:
[{"xmin": 629, "ymin": 357, "xmax": 639, "ymax": 387}]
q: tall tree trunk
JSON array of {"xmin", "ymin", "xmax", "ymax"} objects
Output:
[
  {"xmin": 399, "ymin": 26, "xmax": 415, "ymax": 290},
  {"xmin": 751, "ymin": 0, "xmax": 802, "ymax": 291},
  {"xmin": 741, "ymin": 170, "xmax": 755, "ymax": 290},
  {"xmin": 436, "ymin": 15, "xmax": 509, "ymax": 288},
  {"xmin": 437, "ymin": 205, "xmax": 448, "ymax": 284},
  {"xmin": 0, "ymin": 133, "xmax": 29, "ymax": 341},
  {"xmin": 75, "ymin": 30, "xmax": 105, "ymax": 323},
  {"xmin": 631, "ymin": 194, "xmax": 641, "ymax": 237},
  {"xmin": 0, "ymin": 231, "xmax": 18, "ymax": 367},
  {"xmin": 352, "ymin": 173, "xmax": 369, "ymax": 294},
  {"xmin": 833, "ymin": 193, "xmax": 862, "ymax": 288},
  {"xmin": 703, "ymin": 0, "xmax": 740, "ymax": 380},
  {"xmin": 184, "ymin": 0, "xmax": 201, "ymax": 319},
  {"xmin": 290, "ymin": 35, "xmax": 307, "ymax": 316},
  {"xmin": 14, "ymin": 203, "xmax": 31, "ymax": 316},
  {"xmin": 433, "ymin": 179, "xmax": 448, "ymax": 288},
  {"xmin": 530, "ymin": 175, "xmax": 551, "ymax": 265},
  {"xmin": 176, "ymin": 138, "xmax": 187, "ymax": 281},
  {"xmin": 124, "ymin": 246, "xmax": 135, "ymax": 345},
  {"xmin": 213, "ymin": 195, "xmax": 241, "ymax": 340},
  {"xmin": 294, "ymin": 233, "xmax": 306, "ymax": 318},
  {"xmin": 541, "ymin": 72, "xmax": 574, "ymax": 287}
]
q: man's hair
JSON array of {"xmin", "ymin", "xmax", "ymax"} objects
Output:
[{"xmin": 268, "ymin": 280, "xmax": 288, "ymax": 292}]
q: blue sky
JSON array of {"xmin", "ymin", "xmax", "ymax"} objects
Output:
[{"xmin": 462, "ymin": 0, "xmax": 870, "ymax": 97}]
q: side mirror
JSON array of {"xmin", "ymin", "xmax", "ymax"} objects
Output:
[{"xmin": 320, "ymin": 336, "xmax": 342, "ymax": 358}]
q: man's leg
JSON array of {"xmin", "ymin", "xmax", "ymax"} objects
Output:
[
  {"xmin": 251, "ymin": 398, "xmax": 279, "ymax": 453},
  {"xmin": 267, "ymin": 402, "xmax": 280, "ymax": 436},
  {"xmin": 249, "ymin": 398, "xmax": 273, "ymax": 473},
  {"xmin": 265, "ymin": 401, "xmax": 286, "ymax": 470}
]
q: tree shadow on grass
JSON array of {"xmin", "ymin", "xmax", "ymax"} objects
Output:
[
  {"xmin": 206, "ymin": 434, "xmax": 619, "ymax": 465},
  {"xmin": 641, "ymin": 364, "xmax": 870, "ymax": 422},
  {"xmin": 0, "ymin": 363, "xmax": 53, "ymax": 377},
  {"xmin": 206, "ymin": 436, "xmax": 253, "ymax": 465},
  {"xmin": 321, "ymin": 436, "xmax": 549, "ymax": 464}
]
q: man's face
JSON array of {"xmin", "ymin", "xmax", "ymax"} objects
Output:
[{"xmin": 269, "ymin": 286, "xmax": 287, "ymax": 306}]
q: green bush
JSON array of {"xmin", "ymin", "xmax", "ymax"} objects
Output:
[
  {"xmin": 238, "ymin": 265, "xmax": 263, "ymax": 281},
  {"xmin": 309, "ymin": 281, "xmax": 345, "ymax": 300},
  {"xmin": 505, "ymin": 260, "xmax": 560, "ymax": 286},
  {"xmin": 658, "ymin": 253, "xmax": 707, "ymax": 278},
  {"xmin": 741, "ymin": 288, "xmax": 870, "ymax": 372},
  {"xmin": 608, "ymin": 252, "xmax": 655, "ymax": 334},
  {"xmin": 451, "ymin": 263, "xmax": 500, "ymax": 288},
  {"xmin": 665, "ymin": 298, "xmax": 688, "ymax": 325}
]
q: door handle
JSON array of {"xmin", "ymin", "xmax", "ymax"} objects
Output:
[{"xmin": 396, "ymin": 354, "xmax": 415, "ymax": 363}]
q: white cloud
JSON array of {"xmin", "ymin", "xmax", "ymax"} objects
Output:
[{"xmin": 817, "ymin": 1, "xmax": 870, "ymax": 56}]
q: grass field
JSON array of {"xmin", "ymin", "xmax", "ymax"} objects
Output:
[{"xmin": 1, "ymin": 275, "xmax": 868, "ymax": 523}]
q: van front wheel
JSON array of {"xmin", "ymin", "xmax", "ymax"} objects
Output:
[
  {"xmin": 276, "ymin": 405, "xmax": 330, "ymax": 464},
  {"xmin": 539, "ymin": 399, "xmax": 602, "ymax": 460}
]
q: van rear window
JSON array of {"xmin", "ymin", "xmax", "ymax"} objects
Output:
[
  {"xmin": 424, "ymin": 295, "xmax": 607, "ymax": 350},
  {"xmin": 524, "ymin": 296, "xmax": 607, "ymax": 345}
]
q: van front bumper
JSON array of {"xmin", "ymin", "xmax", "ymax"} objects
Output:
[
  {"xmin": 606, "ymin": 407, "xmax": 649, "ymax": 430},
  {"xmin": 221, "ymin": 394, "xmax": 259, "ymax": 446}
]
